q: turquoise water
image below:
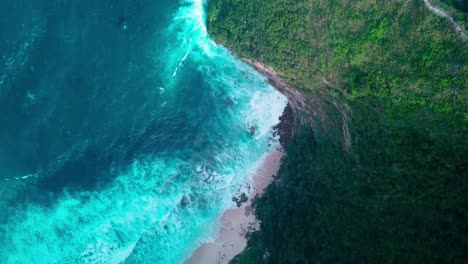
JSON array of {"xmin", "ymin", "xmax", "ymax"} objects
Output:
[{"xmin": 0, "ymin": 0, "xmax": 286, "ymax": 263}]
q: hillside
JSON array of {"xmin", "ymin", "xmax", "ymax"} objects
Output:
[{"xmin": 207, "ymin": 0, "xmax": 468, "ymax": 263}]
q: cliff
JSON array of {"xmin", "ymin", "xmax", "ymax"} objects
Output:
[{"xmin": 207, "ymin": 0, "xmax": 468, "ymax": 263}]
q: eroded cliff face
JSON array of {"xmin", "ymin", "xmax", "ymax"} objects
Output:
[{"xmin": 241, "ymin": 58, "xmax": 352, "ymax": 151}]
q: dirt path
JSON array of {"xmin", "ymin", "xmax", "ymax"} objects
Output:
[{"xmin": 423, "ymin": 0, "xmax": 468, "ymax": 42}]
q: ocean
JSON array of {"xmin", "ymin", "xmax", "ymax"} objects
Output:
[{"xmin": 0, "ymin": 0, "xmax": 286, "ymax": 263}]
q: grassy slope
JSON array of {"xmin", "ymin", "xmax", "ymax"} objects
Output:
[{"xmin": 207, "ymin": 0, "xmax": 467, "ymax": 263}]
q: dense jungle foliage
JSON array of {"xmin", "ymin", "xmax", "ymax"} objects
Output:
[{"xmin": 207, "ymin": 0, "xmax": 467, "ymax": 263}]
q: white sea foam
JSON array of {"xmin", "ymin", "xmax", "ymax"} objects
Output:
[{"xmin": 0, "ymin": 1, "xmax": 287, "ymax": 263}]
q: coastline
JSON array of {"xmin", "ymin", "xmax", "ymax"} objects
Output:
[
  {"xmin": 184, "ymin": 57, "xmax": 298, "ymax": 264},
  {"xmin": 185, "ymin": 150, "xmax": 284, "ymax": 264}
]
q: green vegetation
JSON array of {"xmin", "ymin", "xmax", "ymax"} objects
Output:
[{"xmin": 207, "ymin": 0, "xmax": 467, "ymax": 263}]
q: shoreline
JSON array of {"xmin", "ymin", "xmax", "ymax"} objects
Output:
[
  {"xmin": 184, "ymin": 57, "xmax": 297, "ymax": 264},
  {"xmin": 184, "ymin": 150, "xmax": 284, "ymax": 264},
  {"xmin": 184, "ymin": 56, "xmax": 298, "ymax": 264}
]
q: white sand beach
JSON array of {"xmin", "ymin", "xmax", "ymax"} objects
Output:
[{"xmin": 185, "ymin": 150, "xmax": 283, "ymax": 264}]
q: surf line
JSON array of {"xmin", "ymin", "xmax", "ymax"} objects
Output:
[
  {"xmin": 172, "ymin": 38, "xmax": 193, "ymax": 77},
  {"xmin": 3, "ymin": 173, "xmax": 38, "ymax": 181}
]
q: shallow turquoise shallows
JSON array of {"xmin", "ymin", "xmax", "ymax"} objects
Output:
[{"xmin": 0, "ymin": 0, "xmax": 286, "ymax": 263}]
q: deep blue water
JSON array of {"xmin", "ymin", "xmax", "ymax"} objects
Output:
[{"xmin": 0, "ymin": 0, "xmax": 286, "ymax": 263}]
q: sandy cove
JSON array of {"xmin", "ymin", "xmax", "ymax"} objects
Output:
[{"xmin": 185, "ymin": 150, "xmax": 283, "ymax": 264}]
